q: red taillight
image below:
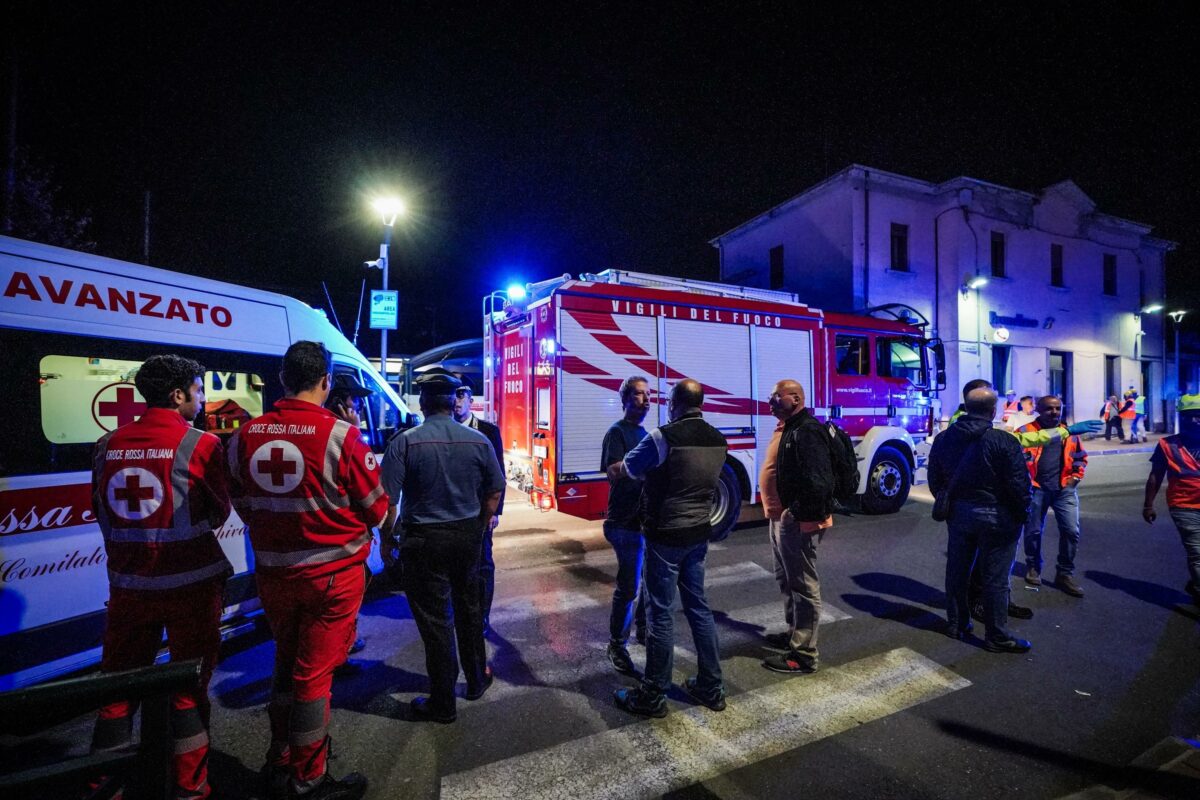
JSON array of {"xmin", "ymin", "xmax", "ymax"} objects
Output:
[{"xmin": 539, "ymin": 494, "xmax": 553, "ymax": 509}]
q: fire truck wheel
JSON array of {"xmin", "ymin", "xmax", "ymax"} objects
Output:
[
  {"xmin": 709, "ymin": 463, "xmax": 743, "ymax": 542},
  {"xmin": 860, "ymin": 446, "xmax": 911, "ymax": 515}
]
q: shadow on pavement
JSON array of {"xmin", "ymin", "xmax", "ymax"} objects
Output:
[
  {"xmin": 839, "ymin": 593, "xmax": 944, "ymax": 632},
  {"xmin": 850, "ymin": 572, "xmax": 946, "ymax": 608},
  {"xmin": 937, "ymin": 720, "xmax": 1200, "ymax": 800},
  {"xmin": 209, "ymin": 748, "xmax": 263, "ymax": 800},
  {"xmin": 1084, "ymin": 570, "xmax": 1199, "ymax": 618}
]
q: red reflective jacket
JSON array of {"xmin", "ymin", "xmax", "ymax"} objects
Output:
[
  {"xmin": 1156, "ymin": 436, "xmax": 1200, "ymax": 510},
  {"xmin": 1015, "ymin": 419, "xmax": 1087, "ymax": 489},
  {"xmin": 228, "ymin": 398, "xmax": 388, "ymax": 578},
  {"xmin": 92, "ymin": 408, "xmax": 233, "ymax": 593}
]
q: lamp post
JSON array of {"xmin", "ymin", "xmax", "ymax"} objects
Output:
[
  {"xmin": 368, "ymin": 197, "xmax": 406, "ymax": 393},
  {"xmin": 1169, "ymin": 309, "xmax": 1188, "ymax": 433}
]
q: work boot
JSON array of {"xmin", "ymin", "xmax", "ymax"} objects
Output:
[
  {"xmin": 1024, "ymin": 566, "xmax": 1041, "ymax": 586},
  {"xmin": 291, "ymin": 771, "xmax": 368, "ymax": 800},
  {"xmin": 1056, "ymin": 574, "xmax": 1085, "ymax": 598},
  {"xmin": 613, "ymin": 686, "xmax": 667, "ymax": 718}
]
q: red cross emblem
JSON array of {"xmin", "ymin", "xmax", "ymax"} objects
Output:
[
  {"xmin": 250, "ymin": 440, "xmax": 304, "ymax": 493},
  {"xmin": 92, "ymin": 383, "xmax": 148, "ymax": 432},
  {"xmin": 106, "ymin": 468, "xmax": 164, "ymax": 520}
]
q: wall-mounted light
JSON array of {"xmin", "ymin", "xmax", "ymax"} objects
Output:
[
  {"xmin": 1142, "ymin": 303, "xmax": 1164, "ymax": 314},
  {"xmin": 960, "ymin": 275, "xmax": 988, "ymax": 296}
]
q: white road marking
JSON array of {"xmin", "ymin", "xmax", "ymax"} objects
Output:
[{"xmin": 440, "ymin": 647, "xmax": 970, "ymax": 800}]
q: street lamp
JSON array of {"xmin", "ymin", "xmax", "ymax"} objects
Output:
[
  {"xmin": 367, "ymin": 196, "xmax": 407, "ymax": 395},
  {"xmin": 1169, "ymin": 309, "xmax": 1188, "ymax": 433}
]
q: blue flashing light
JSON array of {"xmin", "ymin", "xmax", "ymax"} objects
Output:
[
  {"xmin": 485, "ymin": 356, "xmax": 493, "ymax": 368},
  {"xmin": 506, "ymin": 284, "xmax": 527, "ymax": 302},
  {"xmin": 545, "ymin": 339, "xmax": 556, "ymax": 354}
]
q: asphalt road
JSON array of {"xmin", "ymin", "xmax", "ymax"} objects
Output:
[{"xmin": 5, "ymin": 450, "xmax": 1200, "ymax": 799}]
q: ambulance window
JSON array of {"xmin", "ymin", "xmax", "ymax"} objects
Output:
[
  {"xmin": 876, "ymin": 337, "xmax": 924, "ymax": 383},
  {"xmin": 38, "ymin": 355, "xmax": 266, "ymax": 446},
  {"xmin": 834, "ymin": 335, "xmax": 869, "ymax": 376}
]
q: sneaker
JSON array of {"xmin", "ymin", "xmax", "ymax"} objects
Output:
[
  {"xmin": 613, "ymin": 686, "xmax": 667, "ymax": 718},
  {"xmin": 984, "ymin": 637, "xmax": 1032, "ymax": 654},
  {"xmin": 409, "ymin": 696, "xmax": 456, "ymax": 724},
  {"xmin": 292, "ymin": 771, "xmax": 368, "ymax": 800},
  {"xmin": 1056, "ymin": 574, "xmax": 1085, "ymax": 598},
  {"xmin": 683, "ymin": 677, "xmax": 726, "ymax": 711},
  {"xmin": 606, "ymin": 641, "xmax": 639, "ymax": 677},
  {"xmin": 1024, "ymin": 566, "xmax": 1041, "ymax": 586},
  {"xmin": 763, "ymin": 631, "xmax": 792, "ymax": 650},
  {"xmin": 1007, "ymin": 602, "xmax": 1034, "ymax": 620},
  {"xmin": 347, "ymin": 637, "xmax": 366, "ymax": 655},
  {"xmin": 762, "ymin": 651, "xmax": 817, "ymax": 674},
  {"xmin": 261, "ymin": 762, "xmax": 289, "ymax": 800},
  {"xmin": 465, "ymin": 667, "xmax": 494, "ymax": 701}
]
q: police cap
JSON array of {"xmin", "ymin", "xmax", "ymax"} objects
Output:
[{"xmin": 415, "ymin": 367, "xmax": 462, "ymax": 394}]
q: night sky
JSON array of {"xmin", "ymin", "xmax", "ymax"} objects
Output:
[{"xmin": 6, "ymin": 4, "xmax": 1197, "ymax": 355}]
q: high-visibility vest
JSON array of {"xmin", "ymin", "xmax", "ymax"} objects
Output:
[
  {"xmin": 1015, "ymin": 420, "xmax": 1087, "ymax": 489},
  {"xmin": 229, "ymin": 398, "xmax": 389, "ymax": 579},
  {"xmin": 1002, "ymin": 400, "xmax": 1019, "ymax": 421},
  {"xmin": 92, "ymin": 407, "xmax": 233, "ymax": 592},
  {"xmin": 1134, "ymin": 396, "xmax": 1146, "ymax": 415},
  {"xmin": 1157, "ymin": 436, "xmax": 1200, "ymax": 510},
  {"xmin": 1119, "ymin": 399, "xmax": 1136, "ymax": 420}
]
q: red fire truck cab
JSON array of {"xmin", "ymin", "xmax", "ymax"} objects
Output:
[{"xmin": 483, "ymin": 270, "xmax": 945, "ymax": 538}]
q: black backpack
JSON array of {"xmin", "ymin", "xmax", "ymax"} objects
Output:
[{"xmin": 824, "ymin": 421, "xmax": 860, "ymax": 505}]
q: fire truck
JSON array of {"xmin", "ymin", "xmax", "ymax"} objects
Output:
[{"xmin": 483, "ymin": 270, "xmax": 945, "ymax": 538}]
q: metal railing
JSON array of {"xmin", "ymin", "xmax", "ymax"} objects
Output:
[{"xmin": 0, "ymin": 659, "xmax": 201, "ymax": 800}]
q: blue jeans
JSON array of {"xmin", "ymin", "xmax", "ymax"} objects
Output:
[
  {"xmin": 603, "ymin": 524, "xmax": 647, "ymax": 644},
  {"xmin": 1131, "ymin": 414, "xmax": 1144, "ymax": 439},
  {"xmin": 641, "ymin": 539, "xmax": 723, "ymax": 699},
  {"xmin": 1169, "ymin": 509, "xmax": 1200, "ymax": 595},
  {"xmin": 1024, "ymin": 486, "xmax": 1081, "ymax": 576},
  {"xmin": 946, "ymin": 502, "xmax": 1021, "ymax": 642}
]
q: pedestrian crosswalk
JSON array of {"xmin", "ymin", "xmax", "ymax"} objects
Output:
[{"xmin": 439, "ymin": 647, "xmax": 971, "ymax": 800}]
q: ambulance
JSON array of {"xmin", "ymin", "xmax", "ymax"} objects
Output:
[
  {"xmin": 0, "ymin": 235, "xmax": 413, "ymax": 689},
  {"xmin": 483, "ymin": 270, "xmax": 945, "ymax": 538}
]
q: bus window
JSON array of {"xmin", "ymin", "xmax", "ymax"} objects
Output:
[
  {"xmin": 876, "ymin": 337, "xmax": 924, "ymax": 384},
  {"xmin": 835, "ymin": 334, "xmax": 870, "ymax": 376}
]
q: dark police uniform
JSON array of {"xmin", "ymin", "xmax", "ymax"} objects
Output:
[
  {"xmin": 462, "ymin": 406, "xmax": 505, "ymax": 631},
  {"xmin": 382, "ymin": 372, "xmax": 505, "ymax": 720}
]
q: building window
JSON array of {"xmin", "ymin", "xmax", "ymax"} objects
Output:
[
  {"xmin": 769, "ymin": 244, "xmax": 784, "ymax": 290},
  {"xmin": 991, "ymin": 231, "xmax": 1006, "ymax": 278},
  {"xmin": 1103, "ymin": 253, "xmax": 1117, "ymax": 296},
  {"xmin": 835, "ymin": 334, "xmax": 869, "ymax": 376},
  {"xmin": 890, "ymin": 223, "xmax": 909, "ymax": 272},
  {"xmin": 1050, "ymin": 243, "xmax": 1064, "ymax": 287}
]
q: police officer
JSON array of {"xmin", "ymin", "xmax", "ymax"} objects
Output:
[
  {"xmin": 229, "ymin": 342, "xmax": 387, "ymax": 800},
  {"xmin": 1143, "ymin": 393, "xmax": 1200, "ymax": 608},
  {"xmin": 90, "ymin": 354, "xmax": 233, "ymax": 800},
  {"xmin": 383, "ymin": 370, "xmax": 504, "ymax": 723},
  {"xmin": 450, "ymin": 373, "xmax": 506, "ymax": 636}
]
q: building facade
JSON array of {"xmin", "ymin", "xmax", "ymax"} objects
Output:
[{"xmin": 711, "ymin": 165, "xmax": 1177, "ymax": 428}]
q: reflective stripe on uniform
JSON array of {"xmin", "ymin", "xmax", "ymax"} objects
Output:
[
  {"xmin": 289, "ymin": 697, "xmax": 329, "ymax": 748},
  {"xmin": 357, "ymin": 482, "xmax": 386, "ymax": 509},
  {"xmin": 237, "ymin": 494, "xmax": 350, "ymax": 513},
  {"xmin": 323, "ymin": 420, "xmax": 351, "ymax": 492},
  {"xmin": 106, "ymin": 520, "xmax": 213, "ymax": 544},
  {"xmin": 107, "ymin": 559, "xmax": 230, "ymax": 591},
  {"xmin": 171, "ymin": 704, "xmax": 210, "ymax": 755},
  {"xmin": 255, "ymin": 531, "xmax": 371, "ymax": 568}
]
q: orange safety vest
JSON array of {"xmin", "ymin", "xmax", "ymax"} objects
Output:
[
  {"xmin": 1118, "ymin": 399, "xmax": 1136, "ymax": 420},
  {"xmin": 1157, "ymin": 436, "xmax": 1200, "ymax": 510},
  {"xmin": 1002, "ymin": 400, "xmax": 1019, "ymax": 421},
  {"xmin": 1015, "ymin": 420, "xmax": 1087, "ymax": 489}
]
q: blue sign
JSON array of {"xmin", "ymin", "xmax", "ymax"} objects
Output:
[
  {"xmin": 370, "ymin": 290, "xmax": 398, "ymax": 330},
  {"xmin": 989, "ymin": 311, "xmax": 1038, "ymax": 329}
]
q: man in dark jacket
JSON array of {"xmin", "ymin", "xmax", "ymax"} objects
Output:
[
  {"xmin": 607, "ymin": 379, "xmax": 728, "ymax": 717},
  {"xmin": 758, "ymin": 379, "xmax": 835, "ymax": 675},
  {"xmin": 928, "ymin": 386, "xmax": 1033, "ymax": 653}
]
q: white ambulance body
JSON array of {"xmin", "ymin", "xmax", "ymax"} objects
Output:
[
  {"xmin": 0, "ymin": 235, "xmax": 411, "ymax": 689},
  {"xmin": 483, "ymin": 271, "xmax": 945, "ymax": 538}
]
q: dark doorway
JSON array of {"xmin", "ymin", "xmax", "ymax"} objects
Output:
[
  {"xmin": 992, "ymin": 345, "xmax": 1012, "ymax": 394},
  {"xmin": 1050, "ymin": 350, "xmax": 1072, "ymax": 419}
]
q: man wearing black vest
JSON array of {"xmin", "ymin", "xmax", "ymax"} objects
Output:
[{"xmin": 607, "ymin": 379, "xmax": 728, "ymax": 717}]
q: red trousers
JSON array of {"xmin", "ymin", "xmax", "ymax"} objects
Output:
[
  {"xmin": 257, "ymin": 564, "xmax": 365, "ymax": 791},
  {"xmin": 92, "ymin": 580, "xmax": 224, "ymax": 800}
]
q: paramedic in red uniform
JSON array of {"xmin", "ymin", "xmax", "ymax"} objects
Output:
[
  {"xmin": 90, "ymin": 354, "xmax": 233, "ymax": 800},
  {"xmin": 228, "ymin": 341, "xmax": 388, "ymax": 800}
]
